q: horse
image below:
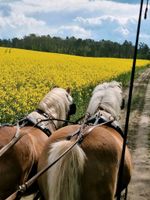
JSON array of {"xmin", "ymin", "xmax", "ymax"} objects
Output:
[
  {"xmin": 37, "ymin": 81, "xmax": 132, "ymax": 200},
  {"xmin": 0, "ymin": 87, "xmax": 76, "ymax": 200}
]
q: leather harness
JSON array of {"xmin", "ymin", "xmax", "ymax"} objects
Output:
[{"xmin": 18, "ymin": 109, "xmax": 53, "ymax": 137}]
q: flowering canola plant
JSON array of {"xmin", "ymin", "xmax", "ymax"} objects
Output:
[{"xmin": 0, "ymin": 47, "xmax": 150, "ymax": 123}]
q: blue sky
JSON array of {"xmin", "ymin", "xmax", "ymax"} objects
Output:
[{"xmin": 0, "ymin": 0, "xmax": 150, "ymax": 46}]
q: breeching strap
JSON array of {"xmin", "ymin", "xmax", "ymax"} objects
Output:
[{"xmin": 116, "ymin": 0, "xmax": 146, "ymax": 199}]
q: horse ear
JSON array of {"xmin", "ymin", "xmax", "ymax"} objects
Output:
[
  {"xmin": 52, "ymin": 85, "xmax": 59, "ymax": 89},
  {"xmin": 66, "ymin": 87, "xmax": 71, "ymax": 94}
]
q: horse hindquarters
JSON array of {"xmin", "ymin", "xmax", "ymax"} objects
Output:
[{"xmin": 38, "ymin": 140, "xmax": 86, "ymax": 200}]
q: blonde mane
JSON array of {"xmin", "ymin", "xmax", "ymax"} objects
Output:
[
  {"xmin": 46, "ymin": 140, "xmax": 86, "ymax": 200},
  {"xmin": 86, "ymin": 81, "xmax": 123, "ymax": 120},
  {"xmin": 27, "ymin": 88, "xmax": 73, "ymax": 132},
  {"xmin": 37, "ymin": 88, "xmax": 73, "ymax": 128}
]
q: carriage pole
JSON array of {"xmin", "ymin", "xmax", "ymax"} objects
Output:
[{"xmin": 116, "ymin": 0, "xmax": 148, "ymax": 199}]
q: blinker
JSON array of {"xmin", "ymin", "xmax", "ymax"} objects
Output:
[
  {"xmin": 69, "ymin": 103, "xmax": 76, "ymax": 115},
  {"xmin": 121, "ymin": 98, "xmax": 125, "ymax": 110}
]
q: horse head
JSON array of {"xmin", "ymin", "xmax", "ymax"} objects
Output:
[
  {"xmin": 86, "ymin": 81, "xmax": 123, "ymax": 121},
  {"xmin": 37, "ymin": 87, "xmax": 76, "ymax": 129}
]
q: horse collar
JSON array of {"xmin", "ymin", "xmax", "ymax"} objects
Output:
[
  {"xmin": 18, "ymin": 110, "xmax": 53, "ymax": 137},
  {"xmin": 86, "ymin": 112, "xmax": 124, "ymax": 138},
  {"xmin": 36, "ymin": 109, "xmax": 49, "ymax": 118}
]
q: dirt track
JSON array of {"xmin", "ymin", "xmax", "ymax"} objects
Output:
[{"xmin": 121, "ymin": 67, "xmax": 150, "ymax": 200}]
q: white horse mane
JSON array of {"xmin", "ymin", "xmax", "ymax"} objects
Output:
[
  {"xmin": 28, "ymin": 88, "xmax": 73, "ymax": 130},
  {"xmin": 38, "ymin": 87, "xmax": 73, "ymax": 121},
  {"xmin": 86, "ymin": 81, "xmax": 123, "ymax": 120}
]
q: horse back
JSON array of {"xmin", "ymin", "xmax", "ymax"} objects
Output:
[
  {"xmin": 0, "ymin": 126, "xmax": 17, "ymax": 148},
  {"xmin": 0, "ymin": 126, "xmax": 48, "ymax": 199},
  {"xmin": 38, "ymin": 124, "xmax": 132, "ymax": 200}
]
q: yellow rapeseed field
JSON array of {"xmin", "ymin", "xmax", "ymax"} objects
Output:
[{"xmin": 0, "ymin": 47, "xmax": 150, "ymax": 123}]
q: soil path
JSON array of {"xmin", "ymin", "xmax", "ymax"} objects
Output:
[{"xmin": 121, "ymin": 68, "xmax": 150, "ymax": 200}]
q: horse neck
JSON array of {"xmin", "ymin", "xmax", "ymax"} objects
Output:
[
  {"xmin": 47, "ymin": 106, "xmax": 66, "ymax": 130},
  {"xmin": 87, "ymin": 97, "xmax": 121, "ymax": 121}
]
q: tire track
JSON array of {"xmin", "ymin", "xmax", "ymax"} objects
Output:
[{"xmin": 127, "ymin": 68, "xmax": 150, "ymax": 200}]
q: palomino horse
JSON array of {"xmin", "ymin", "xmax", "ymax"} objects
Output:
[
  {"xmin": 0, "ymin": 87, "xmax": 75, "ymax": 200},
  {"xmin": 38, "ymin": 81, "xmax": 132, "ymax": 200}
]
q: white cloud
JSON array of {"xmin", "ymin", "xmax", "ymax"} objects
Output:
[
  {"xmin": 75, "ymin": 15, "xmax": 137, "ymax": 27},
  {"xmin": 11, "ymin": 13, "xmax": 45, "ymax": 27},
  {"xmin": 57, "ymin": 25, "xmax": 91, "ymax": 39},
  {"xmin": 114, "ymin": 26, "xmax": 130, "ymax": 36},
  {"xmin": 0, "ymin": 12, "xmax": 45, "ymax": 29},
  {"xmin": 0, "ymin": 0, "xmax": 149, "ymax": 45},
  {"xmin": 3, "ymin": 0, "xmax": 139, "ymax": 16},
  {"xmin": 8, "ymin": 0, "xmax": 89, "ymax": 14},
  {"xmin": 0, "ymin": 11, "xmax": 55, "ymax": 38}
]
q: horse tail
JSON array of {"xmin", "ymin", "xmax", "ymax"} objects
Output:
[{"xmin": 47, "ymin": 140, "xmax": 86, "ymax": 200}]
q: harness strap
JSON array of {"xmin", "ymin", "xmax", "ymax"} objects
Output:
[
  {"xmin": 86, "ymin": 113, "xmax": 124, "ymax": 138},
  {"xmin": 79, "ymin": 119, "xmax": 114, "ymax": 143},
  {"xmin": 36, "ymin": 109, "xmax": 57, "ymax": 130},
  {"xmin": 19, "ymin": 118, "xmax": 52, "ymax": 137},
  {"xmin": 66, "ymin": 119, "xmax": 114, "ymax": 143},
  {"xmin": 36, "ymin": 109, "xmax": 49, "ymax": 118}
]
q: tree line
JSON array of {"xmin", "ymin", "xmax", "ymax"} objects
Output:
[{"xmin": 0, "ymin": 34, "xmax": 150, "ymax": 59}]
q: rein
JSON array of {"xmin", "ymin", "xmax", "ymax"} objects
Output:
[
  {"xmin": 0, "ymin": 124, "xmax": 25, "ymax": 157},
  {"xmin": 0, "ymin": 117, "xmax": 76, "ymax": 158},
  {"xmin": 36, "ymin": 117, "xmax": 77, "ymax": 126},
  {"xmin": 5, "ymin": 118, "xmax": 114, "ymax": 200},
  {"xmin": 5, "ymin": 136, "xmax": 80, "ymax": 200},
  {"xmin": 66, "ymin": 118, "xmax": 114, "ymax": 141}
]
